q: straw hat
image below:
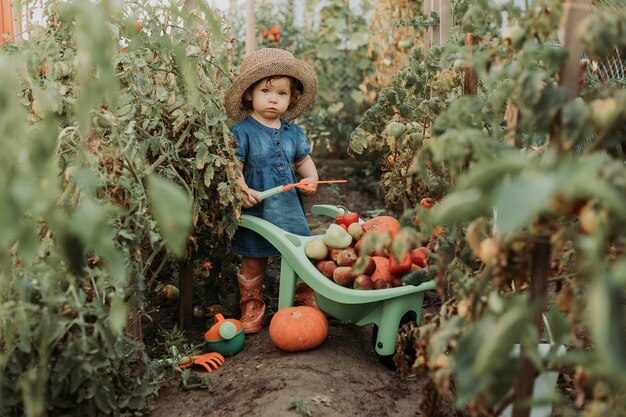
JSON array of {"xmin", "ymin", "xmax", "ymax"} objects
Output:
[{"xmin": 224, "ymin": 48, "xmax": 318, "ymax": 121}]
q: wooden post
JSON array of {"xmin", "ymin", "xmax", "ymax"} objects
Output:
[
  {"xmin": 0, "ymin": 0, "xmax": 20, "ymax": 43},
  {"xmin": 424, "ymin": 0, "xmax": 432, "ymax": 50},
  {"xmin": 558, "ymin": 0, "xmax": 593, "ymax": 99},
  {"xmin": 245, "ymin": 0, "xmax": 256, "ymax": 56},
  {"xmin": 431, "ymin": 0, "xmax": 440, "ymax": 48},
  {"xmin": 439, "ymin": 0, "xmax": 452, "ymax": 45},
  {"xmin": 505, "ymin": 100, "xmax": 521, "ymax": 147},
  {"xmin": 463, "ymin": 34, "xmax": 479, "ymax": 96},
  {"xmin": 179, "ymin": 258, "xmax": 194, "ymax": 331},
  {"xmin": 512, "ymin": 238, "xmax": 551, "ymax": 417}
]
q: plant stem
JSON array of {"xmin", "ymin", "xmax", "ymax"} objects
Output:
[{"xmin": 511, "ymin": 235, "xmax": 550, "ymax": 417}]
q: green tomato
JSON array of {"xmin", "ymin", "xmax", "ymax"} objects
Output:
[
  {"xmin": 589, "ymin": 98, "xmax": 620, "ymax": 130},
  {"xmin": 386, "ymin": 122, "xmax": 406, "ymax": 139}
]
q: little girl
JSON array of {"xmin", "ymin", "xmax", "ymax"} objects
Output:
[{"xmin": 224, "ymin": 48, "xmax": 319, "ymax": 334}]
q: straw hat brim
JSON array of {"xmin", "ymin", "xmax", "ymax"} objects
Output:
[{"xmin": 224, "ymin": 58, "xmax": 318, "ymax": 121}]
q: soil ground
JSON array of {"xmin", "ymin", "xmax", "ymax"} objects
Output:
[{"xmin": 149, "ymin": 158, "xmax": 453, "ymax": 417}]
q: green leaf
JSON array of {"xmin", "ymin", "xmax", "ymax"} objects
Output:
[
  {"xmin": 458, "ymin": 152, "xmax": 528, "ymax": 192},
  {"xmin": 147, "ymin": 175, "xmax": 192, "ymax": 257},
  {"xmin": 203, "ymin": 166, "xmax": 215, "ymax": 188},
  {"xmin": 108, "ymin": 294, "xmax": 128, "ymax": 335},
  {"xmin": 433, "ymin": 189, "xmax": 488, "ymax": 225},
  {"xmin": 455, "ymin": 318, "xmax": 493, "ymax": 404},
  {"xmin": 587, "ymin": 273, "xmax": 626, "ymax": 381},
  {"xmin": 544, "ymin": 304, "xmax": 571, "ymax": 346},
  {"xmin": 156, "ymin": 85, "xmax": 168, "ymax": 102},
  {"xmin": 561, "ymin": 97, "xmax": 590, "ymax": 151},
  {"xmin": 473, "ymin": 299, "xmax": 534, "ymax": 375},
  {"xmin": 493, "ymin": 172, "xmax": 558, "ymax": 235}
]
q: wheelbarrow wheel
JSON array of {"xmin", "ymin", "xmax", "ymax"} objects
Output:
[{"xmin": 372, "ymin": 311, "xmax": 417, "ymax": 371}]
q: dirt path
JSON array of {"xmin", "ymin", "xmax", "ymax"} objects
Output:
[{"xmin": 150, "ymin": 158, "xmax": 448, "ymax": 417}]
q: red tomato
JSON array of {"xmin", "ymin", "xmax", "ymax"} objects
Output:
[
  {"xmin": 389, "ymin": 252, "xmax": 412, "ymax": 275},
  {"xmin": 336, "ymin": 212, "xmax": 359, "ymax": 227},
  {"xmin": 409, "ymin": 247, "xmax": 428, "ymax": 267},
  {"xmin": 420, "ymin": 197, "xmax": 435, "ymax": 209}
]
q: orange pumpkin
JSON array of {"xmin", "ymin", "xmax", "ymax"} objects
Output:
[
  {"xmin": 362, "ymin": 216, "xmax": 400, "ymax": 237},
  {"xmin": 269, "ymin": 306, "xmax": 328, "ymax": 352},
  {"xmin": 370, "ymin": 256, "xmax": 392, "ymax": 283}
]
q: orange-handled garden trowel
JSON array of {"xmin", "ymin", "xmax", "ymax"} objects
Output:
[{"xmin": 258, "ymin": 180, "xmax": 347, "ymax": 201}]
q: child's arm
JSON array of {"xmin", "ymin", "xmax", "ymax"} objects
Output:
[
  {"xmin": 236, "ymin": 171, "xmax": 261, "ymax": 208},
  {"xmin": 294, "ymin": 155, "xmax": 319, "ymax": 196}
]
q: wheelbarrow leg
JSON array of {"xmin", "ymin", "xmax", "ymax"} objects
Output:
[
  {"xmin": 278, "ymin": 258, "xmax": 297, "ymax": 309},
  {"xmin": 373, "ymin": 292, "xmax": 426, "ymax": 357},
  {"xmin": 373, "ymin": 300, "xmax": 403, "ymax": 357}
]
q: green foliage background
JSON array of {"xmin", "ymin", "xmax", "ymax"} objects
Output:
[
  {"xmin": 351, "ymin": 0, "xmax": 626, "ymax": 415},
  {"xmin": 228, "ymin": 0, "xmax": 378, "ymax": 158},
  {"xmin": 0, "ymin": 0, "xmax": 242, "ymax": 414}
]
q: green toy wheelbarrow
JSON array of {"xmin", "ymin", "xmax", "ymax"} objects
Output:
[{"xmin": 239, "ymin": 204, "xmax": 436, "ymax": 364}]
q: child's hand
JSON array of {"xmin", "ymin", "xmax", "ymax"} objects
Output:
[
  {"xmin": 299, "ymin": 178, "xmax": 318, "ymax": 197},
  {"xmin": 241, "ymin": 188, "xmax": 261, "ymax": 208}
]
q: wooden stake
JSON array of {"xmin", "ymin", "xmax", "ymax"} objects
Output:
[
  {"xmin": 245, "ymin": 0, "xmax": 256, "ymax": 56},
  {"xmin": 439, "ymin": 0, "xmax": 452, "ymax": 45},
  {"xmin": 512, "ymin": 237, "xmax": 551, "ymax": 417},
  {"xmin": 463, "ymin": 33, "xmax": 479, "ymax": 96},
  {"xmin": 423, "ymin": 0, "xmax": 432, "ymax": 50},
  {"xmin": 179, "ymin": 258, "xmax": 194, "ymax": 331},
  {"xmin": 1, "ymin": 0, "xmax": 21, "ymax": 43},
  {"xmin": 505, "ymin": 100, "xmax": 521, "ymax": 147},
  {"xmin": 431, "ymin": 0, "xmax": 440, "ymax": 48},
  {"xmin": 558, "ymin": 0, "xmax": 593, "ymax": 99}
]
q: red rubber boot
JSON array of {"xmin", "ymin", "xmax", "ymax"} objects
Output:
[{"xmin": 237, "ymin": 272, "xmax": 266, "ymax": 334}]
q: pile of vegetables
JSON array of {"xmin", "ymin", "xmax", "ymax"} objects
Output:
[{"xmin": 304, "ymin": 211, "xmax": 435, "ymax": 290}]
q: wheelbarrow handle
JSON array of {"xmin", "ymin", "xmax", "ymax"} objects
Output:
[
  {"xmin": 258, "ymin": 180, "xmax": 347, "ymax": 201},
  {"xmin": 258, "ymin": 185, "xmax": 284, "ymax": 200}
]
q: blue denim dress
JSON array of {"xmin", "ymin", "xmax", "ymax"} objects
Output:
[{"xmin": 231, "ymin": 116, "xmax": 312, "ymax": 257}]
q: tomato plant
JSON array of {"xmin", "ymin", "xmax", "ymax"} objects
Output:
[
  {"xmin": 0, "ymin": 0, "xmax": 242, "ymax": 414},
  {"xmin": 351, "ymin": 0, "xmax": 626, "ymax": 415}
]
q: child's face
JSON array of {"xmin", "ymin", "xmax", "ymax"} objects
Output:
[{"xmin": 246, "ymin": 77, "xmax": 293, "ymax": 122}]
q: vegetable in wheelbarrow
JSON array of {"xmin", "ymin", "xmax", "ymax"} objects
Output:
[
  {"xmin": 322, "ymin": 223, "xmax": 352, "ymax": 248},
  {"xmin": 401, "ymin": 266, "xmax": 437, "ymax": 287},
  {"xmin": 304, "ymin": 238, "xmax": 328, "ymax": 260}
]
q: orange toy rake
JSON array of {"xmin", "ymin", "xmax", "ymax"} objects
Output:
[
  {"xmin": 258, "ymin": 180, "xmax": 347, "ymax": 201},
  {"xmin": 158, "ymin": 346, "xmax": 225, "ymax": 373},
  {"xmin": 178, "ymin": 352, "xmax": 225, "ymax": 373}
]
